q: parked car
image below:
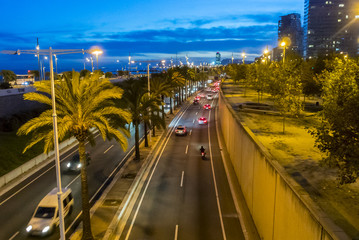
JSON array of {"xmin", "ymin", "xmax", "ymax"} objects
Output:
[
  {"xmin": 26, "ymin": 188, "xmax": 74, "ymax": 236},
  {"xmin": 198, "ymin": 117, "xmax": 208, "ymax": 125},
  {"xmin": 64, "ymin": 152, "xmax": 91, "ymax": 172},
  {"xmin": 175, "ymin": 125, "xmax": 187, "ymax": 136}
]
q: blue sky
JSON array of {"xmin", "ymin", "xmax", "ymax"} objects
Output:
[{"xmin": 0, "ymin": 0, "xmax": 303, "ymax": 73}]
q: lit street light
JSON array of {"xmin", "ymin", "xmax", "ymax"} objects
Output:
[
  {"xmin": 242, "ymin": 52, "xmax": 246, "ymax": 64},
  {"xmin": 281, "ymin": 41, "xmax": 286, "ymax": 64},
  {"xmin": 1, "ymin": 47, "xmax": 96, "ymax": 240},
  {"xmin": 90, "ymin": 48, "xmax": 103, "ymax": 70}
]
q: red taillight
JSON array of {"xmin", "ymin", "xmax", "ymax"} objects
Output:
[{"xmin": 204, "ymin": 120, "xmax": 207, "ymax": 123}]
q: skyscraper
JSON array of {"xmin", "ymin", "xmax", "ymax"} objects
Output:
[
  {"xmin": 304, "ymin": 0, "xmax": 359, "ymax": 58},
  {"xmin": 278, "ymin": 13, "xmax": 303, "ymax": 56},
  {"xmin": 215, "ymin": 52, "xmax": 221, "ymax": 65}
]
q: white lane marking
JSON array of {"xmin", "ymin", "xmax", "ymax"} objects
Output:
[
  {"xmin": 9, "ymin": 231, "xmax": 19, "ymax": 240},
  {"xmin": 193, "ymin": 119, "xmax": 195, "ymax": 123},
  {"xmin": 104, "ymin": 145, "xmax": 114, "ymax": 154},
  {"xmin": 125, "ymin": 105, "xmax": 190, "ymax": 240},
  {"xmin": 0, "ymin": 133, "xmax": 102, "ymax": 207},
  {"xmin": 180, "ymin": 171, "xmax": 184, "ymax": 187},
  {"xmin": 66, "ymin": 175, "xmax": 80, "ymax": 188},
  {"xmin": 185, "ymin": 145, "xmax": 188, "ymax": 154},
  {"xmin": 174, "ymin": 225, "xmax": 179, "ymax": 240},
  {"xmin": 189, "ymin": 129, "xmax": 192, "ymax": 135},
  {"xmin": 215, "ymin": 100, "xmax": 249, "ymax": 240},
  {"xmin": 196, "ymin": 112, "xmax": 198, "ymax": 115},
  {"xmin": 66, "ymin": 142, "xmax": 138, "ymax": 234},
  {"xmin": 208, "ymin": 104, "xmax": 227, "ymax": 240}
]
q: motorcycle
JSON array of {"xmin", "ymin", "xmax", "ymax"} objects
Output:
[{"xmin": 201, "ymin": 151, "xmax": 206, "ymax": 160}]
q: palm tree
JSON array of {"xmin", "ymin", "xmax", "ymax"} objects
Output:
[
  {"xmin": 165, "ymin": 69, "xmax": 185, "ymax": 112},
  {"xmin": 17, "ymin": 71, "xmax": 131, "ymax": 240},
  {"xmin": 117, "ymin": 78, "xmax": 147, "ymax": 159},
  {"xmin": 150, "ymin": 75, "xmax": 172, "ymax": 123},
  {"xmin": 138, "ymin": 94, "xmax": 164, "ymax": 146}
]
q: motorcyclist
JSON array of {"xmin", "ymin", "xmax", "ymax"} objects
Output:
[{"xmin": 200, "ymin": 146, "xmax": 205, "ymax": 153}]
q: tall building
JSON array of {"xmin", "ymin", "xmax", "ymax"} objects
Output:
[
  {"xmin": 278, "ymin": 13, "xmax": 303, "ymax": 56},
  {"xmin": 215, "ymin": 52, "xmax": 221, "ymax": 65},
  {"xmin": 304, "ymin": 0, "xmax": 359, "ymax": 58}
]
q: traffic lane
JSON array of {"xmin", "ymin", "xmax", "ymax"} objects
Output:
[
  {"xmin": 208, "ymin": 98, "xmax": 245, "ymax": 240},
  {"xmin": 126, "ymin": 103, "xmax": 222, "ymax": 240},
  {"xmin": 1, "ymin": 125, "xmax": 142, "ymax": 240},
  {"xmin": 6, "ymin": 136, "xmax": 117, "ymax": 240},
  {"xmin": 126, "ymin": 105, "xmax": 196, "ymax": 239},
  {"xmin": 177, "ymin": 108, "xmax": 222, "ymax": 240},
  {"xmin": 123, "ymin": 122, "xmax": 187, "ymax": 239}
]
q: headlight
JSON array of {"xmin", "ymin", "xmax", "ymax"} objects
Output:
[
  {"xmin": 26, "ymin": 225, "xmax": 32, "ymax": 232},
  {"xmin": 67, "ymin": 163, "xmax": 71, "ymax": 168},
  {"xmin": 42, "ymin": 226, "xmax": 50, "ymax": 233},
  {"xmin": 77, "ymin": 163, "xmax": 82, "ymax": 169}
]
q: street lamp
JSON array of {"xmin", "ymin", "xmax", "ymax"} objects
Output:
[
  {"xmin": 86, "ymin": 57, "xmax": 94, "ymax": 72},
  {"xmin": 281, "ymin": 41, "xmax": 286, "ymax": 64},
  {"xmin": 54, "ymin": 54, "xmax": 58, "ymax": 74},
  {"xmin": 90, "ymin": 48, "xmax": 103, "ymax": 70},
  {"xmin": 242, "ymin": 52, "xmax": 246, "ymax": 64},
  {"xmin": 1, "ymin": 47, "xmax": 95, "ymax": 240}
]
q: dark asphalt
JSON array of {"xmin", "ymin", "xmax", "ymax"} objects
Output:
[
  {"xmin": 0, "ymin": 124, "xmax": 143, "ymax": 240},
  {"xmin": 122, "ymin": 93, "xmax": 245, "ymax": 240}
]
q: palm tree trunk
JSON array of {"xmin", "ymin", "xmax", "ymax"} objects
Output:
[
  {"xmin": 135, "ymin": 120, "xmax": 140, "ymax": 160},
  {"xmin": 144, "ymin": 122, "xmax": 148, "ymax": 147},
  {"xmin": 79, "ymin": 140, "xmax": 94, "ymax": 240},
  {"xmin": 170, "ymin": 97, "xmax": 173, "ymax": 114}
]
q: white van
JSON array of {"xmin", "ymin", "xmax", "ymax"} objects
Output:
[{"xmin": 26, "ymin": 188, "xmax": 74, "ymax": 236}]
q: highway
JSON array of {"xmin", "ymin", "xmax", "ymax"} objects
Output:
[
  {"xmin": 121, "ymin": 92, "xmax": 245, "ymax": 240},
  {"xmin": 0, "ymin": 124, "xmax": 143, "ymax": 240}
]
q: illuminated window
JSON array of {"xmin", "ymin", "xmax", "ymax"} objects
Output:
[
  {"xmin": 309, "ymin": 45, "xmax": 314, "ymax": 48},
  {"xmin": 339, "ymin": 4, "xmax": 344, "ymax": 7}
]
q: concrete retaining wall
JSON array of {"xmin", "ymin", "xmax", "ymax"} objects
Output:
[
  {"xmin": 218, "ymin": 91, "xmax": 349, "ymax": 240},
  {"xmin": 0, "ymin": 137, "xmax": 77, "ymax": 188}
]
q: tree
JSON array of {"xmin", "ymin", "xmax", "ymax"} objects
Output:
[
  {"xmin": 0, "ymin": 70, "xmax": 16, "ymax": 83},
  {"xmin": 17, "ymin": 71, "xmax": 131, "ymax": 239},
  {"xmin": 105, "ymin": 72, "xmax": 113, "ymax": 78},
  {"xmin": 301, "ymin": 60, "xmax": 322, "ymax": 100},
  {"xmin": 80, "ymin": 69, "xmax": 91, "ymax": 78},
  {"xmin": 150, "ymin": 74, "xmax": 172, "ymax": 123},
  {"xmin": 118, "ymin": 78, "xmax": 147, "ymax": 160},
  {"xmin": 268, "ymin": 61, "xmax": 302, "ymax": 133},
  {"xmin": 310, "ymin": 58, "xmax": 359, "ymax": 184},
  {"xmin": 29, "ymin": 70, "xmax": 40, "ymax": 80},
  {"xmin": 165, "ymin": 69, "xmax": 185, "ymax": 113}
]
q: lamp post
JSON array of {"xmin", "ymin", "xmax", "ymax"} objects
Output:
[
  {"xmin": 242, "ymin": 52, "xmax": 246, "ymax": 64},
  {"xmin": 91, "ymin": 49, "xmax": 103, "ymax": 70},
  {"xmin": 54, "ymin": 54, "xmax": 58, "ymax": 74},
  {"xmin": 263, "ymin": 48, "xmax": 269, "ymax": 64},
  {"xmin": 1, "ymin": 47, "xmax": 95, "ymax": 240},
  {"xmin": 281, "ymin": 41, "xmax": 286, "ymax": 64}
]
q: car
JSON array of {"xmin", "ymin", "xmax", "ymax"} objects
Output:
[
  {"xmin": 26, "ymin": 188, "xmax": 74, "ymax": 236},
  {"xmin": 175, "ymin": 125, "xmax": 187, "ymax": 135},
  {"xmin": 206, "ymin": 94, "xmax": 213, "ymax": 100},
  {"xmin": 203, "ymin": 104, "xmax": 211, "ymax": 110},
  {"xmin": 193, "ymin": 99, "xmax": 199, "ymax": 105},
  {"xmin": 195, "ymin": 96, "xmax": 201, "ymax": 100},
  {"xmin": 198, "ymin": 117, "xmax": 208, "ymax": 125},
  {"xmin": 64, "ymin": 152, "xmax": 91, "ymax": 172}
]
